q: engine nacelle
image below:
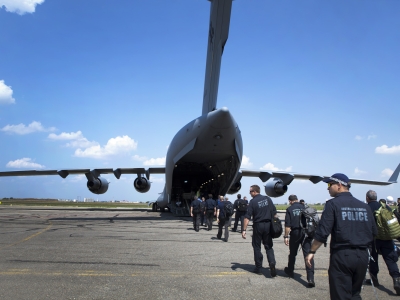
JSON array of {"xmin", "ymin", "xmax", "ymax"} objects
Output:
[
  {"xmin": 264, "ymin": 178, "xmax": 288, "ymax": 197},
  {"xmin": 87, "ymin": 177, "xmax": 109, "ymax": 195},
  {"xmin": 227, "ymin": 181, "xmax": 241, "ymax": 194},
  {"xmin": 134, "ymin": 176, "xmax": 151, "ymax": 193}
]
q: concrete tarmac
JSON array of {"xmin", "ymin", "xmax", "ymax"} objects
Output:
[{"xmin": 0, "ymin": 207, "xmax": 397, "ymax": 299}]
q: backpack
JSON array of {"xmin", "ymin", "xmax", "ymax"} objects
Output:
[
  {"xmin": 270, "ymin": 216, "xmax": 283, "ymax": 239},
  {"xmin": 300, "ymin": 205, "xmax": 319, "ymax": 238},
  {"xmin": 199, "ymin": 201, "xmax": 206, "ymax": 213},
  {"xmin": 224, "ymin": 201, "xmax": 234, "ymax": 219},
  {"xmin": 375, "ymin": 202, "xmax": 400, "ymax": 240},
  {"xmin": 238, "ymin": 199, "xmax": 248, "ymax": 212}
]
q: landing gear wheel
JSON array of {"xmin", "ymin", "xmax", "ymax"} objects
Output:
[
  {"xmin": 152, "ymin": 203, "xmax": 157, "ymax": 212},
  {"xmin": 160, "ymin": 207, "xmax": 166, "ymax": 212}
]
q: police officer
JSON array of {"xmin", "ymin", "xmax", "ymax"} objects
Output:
[
  {"xmin": 242, "ymin": 185, "xmax": 277, "ymax": 277},
  {"xmin": 305, "ymin": 173, "xmax": 376, "ymax": 299},
  {"xmin": 284, "ymin": 194, "xmax": 315, "ymax": 287},
  {"xmin": 365, "ymin": 190, "xmax": 400, "ymax": 294},
  {"xmin": 190, "ymin": 195, "xmax": 201, "ymax": 232},
  {"xmin": 233, "ymin": 194, "xmax": 248, "ymax": 233},
  {"xmin": 216, "ymin": 197, "xmax": 229, "ymax": 242},
  {"xmin": 205, "ymin": 194, "xmax": 216, "ymax": 231},
  {"xmin": 200, "ymin": 197, "xmax": 206, "ymax": 226}
]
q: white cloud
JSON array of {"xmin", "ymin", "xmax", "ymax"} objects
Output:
[
  {"xmin": 0, "ymin": 80, "xmax": 15, "ymax": 104},
  {"xmin": 74, "ymin": 135, "xmax": 138, "ymax": 159},
  {"xmin": 143, "ymin": 157, "xmax": 166, "ymax": 166},
  {"xmin": 0, "ymin": 0, "xmax": 45, "ymax": 15},
  {"xmin": 132, "ymin": 155, "xmax": 147, "ymax": 162},
  {"xmin": 367, "ymin": 134, "xmax": 377, "ymax": 140},
  {"xmin": 381, "ymin": 168, "xmax": 393, "ymax": 178},
  {"xmin": 1, "ymin": 121, "xmax": 56, "ymax": 135},
  {"xmin": 355, "ymin": 135, "xmax": 363, "ymax": 141},
  {"xmin": 6, "ymin": 157, "xmax": 45, "ymax": 169},
  {"xmin": 260, "ymin": 163, "xmax": 292, "ymax": 172},
  {"xmin": 354, "ymin": 167, "xmax": 366, "ymax": 175},
  {"xmin": 240, "ymin": 155, "xmax": 253, "ymax": 168},
  {"xmin": 48, "ymin": 131, "xmax": 97, "ymax": 148},
  {"xmin": 375, "ymin": 145, "xmax": 400, "ymax": 154}
]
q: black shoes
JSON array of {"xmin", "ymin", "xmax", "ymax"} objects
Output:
[
  {"xmin": 393, "ymin": 277, "xmax": 400, "ymax": 295},
  {"xmin": 284, "ymin": 267, "xmax": 294, "ymax": 278},
  {"xmin": 307, "ymin": 279, "xmax": 315, "ymax": 288},
  {"xmin": 270, "ymin": 264, "xmax": 276, "ymax": 278},
  {"xmin": 365, "ymin": 275, "xmax": 380, "ymax": 287},
  {"xmin": 252, "ymin": 268, "xmax": 263, "ymax": 275}
]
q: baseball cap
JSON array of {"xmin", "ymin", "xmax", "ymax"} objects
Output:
[{"xmin": 323, "ymin": 173, "xmax": 350, "ymax": 186}]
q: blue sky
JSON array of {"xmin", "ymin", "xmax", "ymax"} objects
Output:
[{"xmin": 0, "ymin": 0, "xmax": 399, "ymax": 204}]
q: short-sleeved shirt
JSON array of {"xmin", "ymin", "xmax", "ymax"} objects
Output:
[
  {"xmin": 285, "ymin": 202, "xmax": 304, "ymax": 229},
  {"xmin": 217, "ymin": 201, "xmax": 225, "ymax": 219},
  {"xmin": 205, "ymin": 198, "xmax": 216, "ymax": 210},
  {"xmin": 244, "ymin": 194, "xmax": 276, "ymax": 223},
  {"xmin": 314, "ymin": 192, "xmax": 377, "ymax": 249}
]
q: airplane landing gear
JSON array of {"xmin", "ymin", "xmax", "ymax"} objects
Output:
[{"xmin": 152, "ymin": 203, "xmax": 157, "ymax": 212}]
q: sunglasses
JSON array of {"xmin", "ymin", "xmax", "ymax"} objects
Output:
[{"xmin": 327, "ymin": 182, "xmax": 338, "ymax": 188}]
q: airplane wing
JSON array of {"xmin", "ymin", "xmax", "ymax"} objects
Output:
[
  {"xmin": 0, "ymin": 167, "xmax": 166, "ymax": 180},
  {"xmin": 239, "ymin": 162, "xmax": 400, "ymax": 186}
]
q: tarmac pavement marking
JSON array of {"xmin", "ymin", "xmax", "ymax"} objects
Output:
[{"xmin": 0, "ymin": 220, "xmax": 53, "ymax": 250}]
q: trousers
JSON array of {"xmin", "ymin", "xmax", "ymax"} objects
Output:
[
  {"xmin": 287, "ymin": 229, "xmax": 314, "ymax": 280},
  {"xmin": 328, "ymin": 248, "xmax": 368, "ymax": 300},
  {"xmin": 370, "ymin": 239, "xmax": 400, "ymax": 278},
  {"xmin": 252, "ymin": 222, "xmax": 275, "ymax": 269}
]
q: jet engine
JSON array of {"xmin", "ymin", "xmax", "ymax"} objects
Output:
[
  {"xmin": 264, "ymin": 178, "xmax": 288, "ymax": 197},
  {"xmin": 227, "ymin": 181, "xmax": 241, "ymax": 194},
  {"xmin": 134, "ymin": 176, "xmax": 151, "ymax": 193},
  {"xmin": 87, "ymin": 177, "xmax": 109, "ymax": 194}
]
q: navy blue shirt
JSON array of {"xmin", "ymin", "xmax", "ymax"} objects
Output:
[
  {"xmin": 285, "ymin": 202, "xmax": 304, "ymax": 229},
  {"xmin": 314, "ymin": 192, "xmax": 377, "ymax": 249},
  {"xmin": 244, "ymin": 194, "xmax": 276, "ymax": 223},
  {"xmin": 205, "ymin": 198, "xmax": 216, "ymax": 210},
  {"xmin": 217, "ymin": 201, "xmax": 225, "ymax": 219}
]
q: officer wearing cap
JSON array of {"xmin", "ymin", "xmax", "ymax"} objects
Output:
[
  {"xmin": 242, "ymin": 185, "xmax": 277, "ymax": 277},
  {"xmin": 305, "ymin": 173, "xmax": 376, "ymax": 299},
  {"xmin": 284, "ymin": 194, "xmax": 315, "ymax": 287}
]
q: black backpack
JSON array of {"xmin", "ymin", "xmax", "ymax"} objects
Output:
[
  {"xmin": 224, "ymin": 201, "xmax": 234, "ymax": 219},
  {"xmin": 199, "ymin": 201, "xmax": 206, "ymax": 212},
  {"xmin": 270, "ymin": 216, "xmax": 283, "ymax": 239},
  {"xmin": 238, "ymin": 199, "xmax": 247, "ymax": 212},
  {"xmin": 300, "ymin": 205, "xmax": 319, "ymax": 238}
]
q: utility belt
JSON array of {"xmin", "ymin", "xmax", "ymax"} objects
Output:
[
  {"xmin": 291, "ymin": 227, "xmax": 302, "ymax": 230},
  {"xmin": 206, "ymin": 209, "xmax": 214, "ymax": 211},
  {"xmin": 333, "ymin": 245, "xmax": 368, "ymax": 251},
  {"xmin": 255, "ymin": 220, "xmax": 271, "ymax": 223}
]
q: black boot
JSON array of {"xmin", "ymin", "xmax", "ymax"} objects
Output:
[{"xmin": 393, "ymin": 277, "xmax": 400, "ymax": 295}]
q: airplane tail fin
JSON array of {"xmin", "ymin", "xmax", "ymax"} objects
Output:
[
  {"xmin": 388, "ymin": 163, "xmax": 400, "ymax": 183},
  {"xmin": 202, "ymin": 0, "xmax": 233, "ymax": 115}
]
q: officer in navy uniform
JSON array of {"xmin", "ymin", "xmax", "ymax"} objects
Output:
[
  {"xmin": 190, "ymin": 195, "xmax": 201, "ymax": 232},
  {"xmin": 365, "ymin": 190, "xmax": 400, "ymax": 294},
  {"xmin": 205, "ymin": 194, "xmax": 216, "ymax": 231},
  {"xmin": 216, "ymin": 197, "xmax": 229, "ymax": 242},
  {"xmin": 305, "ymin": 173, "xmax": 377, "ymax": 299},
  {"xmin": 232, "ymin": 194, "xmax": 248, "ymax": 233},
  {"xmin": 242, "ymin": 185, "xmax": 277, "ymax": 277},
  {"xmin": 284, "ymin": 194, "xmax": 315, "ymax": 287}
]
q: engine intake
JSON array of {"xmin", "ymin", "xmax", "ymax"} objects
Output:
[
  {"xmin": 227, "ymin": 181, "xmax": 241, "ymax": 194},
  {"xmin": 87, "ymin": 177, "xmax": 109, "ymax": 194},
  {"xmin": 264, "ymin": 178, "xmax": 287, "ymax": 197},
  {"xmin": 134, "ymin": 177, "xmax": 151, "ymax": 193}
]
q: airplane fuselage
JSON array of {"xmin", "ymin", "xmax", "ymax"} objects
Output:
[{"xmin": 156, "ymin": 107, "xmax": 243, "ymax": 208}]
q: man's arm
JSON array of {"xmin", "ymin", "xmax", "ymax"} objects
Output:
[
  {"xmin": 284, "ymin": 226, "xmax": 291, "ymax": 246},
  {"xmin": 305, "ymin": 240, "xmax": 324, "ymax": 268},
  {"xmin": 241, "ymin": 218, "xmax": 250, "ymax": 239}
]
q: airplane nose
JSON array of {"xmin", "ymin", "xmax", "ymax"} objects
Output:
[{"xmin": 208, "ymin": 107, "xmax": 235, "ymax": 129}]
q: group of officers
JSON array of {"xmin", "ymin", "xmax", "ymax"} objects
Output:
[
  {"xmin": 190, "ymin": 172, "xmax": 400, "ymax": 299},
  {"xmin": 190, "ymin": 193, "xmax": 249, "ymax": 242}
]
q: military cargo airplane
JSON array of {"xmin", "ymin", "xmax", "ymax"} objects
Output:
[{"xmin": 1, "ymin": 0, "xmax": 399, "ymax": 213}]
